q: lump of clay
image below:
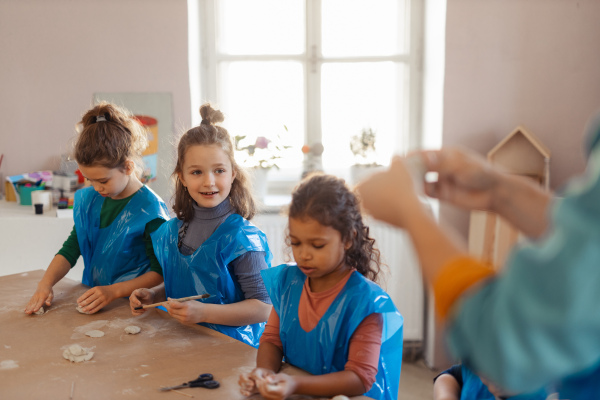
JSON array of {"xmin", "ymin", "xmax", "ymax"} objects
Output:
[
  {"xmin": 330, "ymin": 396, "xmax": 351, "ymax": 400},
  {"xmin": 75, "ymin": 305, "xmax": 89, "ymax": 314},
  {"xmin": 63, "ymin": 344, "xmax": 94, "ymax": 363},
  {"xmin": 34, "ymin": 307, "xmax": 45, "ymax": 315},
  {"xmin": 124, "ymin": 325, "xmax": 141, "ymax": 335},
  {"xmin": 0, "ymin": 360, "xmax": 18, "ymax": 370},
  {"xmin": 85, "ymin": 330, "xmax": 105, "ymax": 338}
]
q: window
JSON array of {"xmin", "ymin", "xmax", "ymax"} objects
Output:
[{"xmin": 195, "ymin": 0, "xmax": 423, "ymax": 184}]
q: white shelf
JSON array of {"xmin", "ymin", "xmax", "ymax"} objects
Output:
[{"xmin": 0, "ymin": 200, "xmax": 83, "ymax": 281}]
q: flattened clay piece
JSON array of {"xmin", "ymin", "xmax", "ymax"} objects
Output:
[
  {"xmin": 34, "ymin": 306, "xmax": 45, "ymax": 315},
  {"xmin": 124, "ymin": 325, "xmax": 141, "ymax": 335},
  {"xmin": 85, "ymin": 330, "xmax": 105, "ymax": 338},
  {"xmin": 0, "ymin": 360, "xmax": 18, "ymax": 370},
  {"xmin": 63, "ymin": 344, "xmax": 94, "ymax": 363},
  {"xmin": 75, "ymin": 306, "xmax": 89, "ymax": 314}
]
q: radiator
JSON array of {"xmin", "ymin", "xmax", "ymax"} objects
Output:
[{"xmin": 253, "ymin": 214, "xmax": 424, "ymax": 342}]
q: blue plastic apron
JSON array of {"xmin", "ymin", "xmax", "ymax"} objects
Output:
[
  {"xmin": 261, "ymin": 264, "xmax": 404, "ymax": 400},
  {"xmin": 460, "ymin": 366, "xmax": 548, "ymax": 400},
  {"xmin": 74, "ymin": 185, "xmax": 169, "ymax": 287},
  {"xmin": 552, "ymin": 360, "xmax": 600, "ymax": 400},
  {"xmin": 152, "ymin": 213, "xmax": 272, "ymax": 348}
]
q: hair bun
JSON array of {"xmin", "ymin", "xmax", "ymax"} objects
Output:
[{"xmin": 199, "ymin": 103, "xmax": 224, "ymax": 126}]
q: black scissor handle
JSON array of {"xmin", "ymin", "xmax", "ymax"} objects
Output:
[
  {"xmin": 190, "ymin": 379, "xmax": 220, "ymax": 389},
  {"xmin": 196, "ymin": 373, "xmax": 214, "ymax": 381}
]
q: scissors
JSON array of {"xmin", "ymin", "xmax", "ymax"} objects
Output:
[{"xmin": 159, "ymin": 373, "xmax": 220, "ymax": 391}]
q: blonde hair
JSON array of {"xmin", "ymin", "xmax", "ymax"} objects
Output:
[
  {"xmin": 172, "ymin": 104, "xmax": 256, "ymax": 222},
  {"xmin": 74, "ymin": 101, "xmax": 147, "ymax": 177}
]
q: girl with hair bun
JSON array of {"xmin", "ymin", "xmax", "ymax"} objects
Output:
[
  {"xmin": 25, "ymin": 101, "xmax": 170, "ymax": 315},
  {"xmin": 129, "ymin": 103, "xmax": 272, "ymax": 348}
]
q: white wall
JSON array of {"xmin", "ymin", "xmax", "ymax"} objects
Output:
[
  {"xmin": 441, "ymin": 0, "xmax": 600, "ymax": 238},
  {"xmin": 0, "ymin": 0, "xmax": 191, "ymax": 202}
]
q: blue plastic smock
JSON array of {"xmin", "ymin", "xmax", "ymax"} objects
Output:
[
  {"xmin": 74, "ymin": 185, "xmax": 169, "ymax": 287},
  {"xmin": 261, "ymin": 263, "xmax": 404, "ymax": 400},
  {"xmin": 460, "ymin": 365, "xmax": 548, "ymax": 400},
  {"xmin": 151, "ymin": 213, "xmax": 272, "ymax": 348}
]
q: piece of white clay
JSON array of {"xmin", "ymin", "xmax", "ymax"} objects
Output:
[
  {"xmin": 0, "ymin": 360, "xmax": 18, "ymax": 370},
  {"xmin": 331, "ymin": 396, "xmax": 351, "ymax": 400},
  {"xmin": 63, "ymin": 344, "xmax": 94, "ymax": 363},
  {"xmin": 85, "ymin": 330, "xmax": 105, "ymax": 338},
  {"xmin": 75, "ymin": 305, "xmax": 89, "ymax": 314},
  {"xmin": 124, "ymin": 325, "xmax": 141, "ymax": 335},
  {"xmin": 34, "ymin": 306, "xmax": 45, "ymax": 315}
]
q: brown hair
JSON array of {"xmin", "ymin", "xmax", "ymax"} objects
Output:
[
  {"xmin": 287, "ymin": 173, "xmax": 383, "ymax": 283},
  {"xmin": 172, "ymin": 103, "xmax": 256, "ymax": 222},
  {"xmin": 74, "ymin": 101, "xmax": 147, "ymax": 177}
]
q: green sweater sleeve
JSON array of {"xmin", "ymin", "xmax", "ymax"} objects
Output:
[
  {"xmin": 57, "ymin": 225, "xmax": 81, "ymax": 267},
  {"xmin": 144, "ymin": 217, "xmax": 167, "ymax": 276}
]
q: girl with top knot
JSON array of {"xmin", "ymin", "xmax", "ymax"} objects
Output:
[{"xmin": 130, "ymin": 103, "xmax": 272, "ymax": 348}]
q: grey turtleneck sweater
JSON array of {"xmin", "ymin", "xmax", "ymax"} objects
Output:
[{"xmin": 156, "ymin": 199, "xmax": 271, "ymax": 304}]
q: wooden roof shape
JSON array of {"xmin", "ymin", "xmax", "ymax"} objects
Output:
[{"xmin": 487, "ymin": 126, "xmax": 551, "ymax": 188}]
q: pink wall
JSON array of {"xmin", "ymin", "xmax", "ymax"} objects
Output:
[
  {"xmin": 442, "ymin": 0, "xmax": 600, "ymax": 237},
  {"xmin": 0, "ymin": 0, "xmax": 191, "ymax": 201}
]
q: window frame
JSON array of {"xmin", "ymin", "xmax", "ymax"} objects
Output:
[{"xmin": 196, "ymin": 0, "xmax": 424, "ymax": 183}]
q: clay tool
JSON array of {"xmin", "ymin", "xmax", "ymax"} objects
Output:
[
  {"xmin": 134, "ymin": 294, "xmax": 210, "ymax": 310},
  {"xmin": 159, "ymin": 387, "xmax": 194, "ymax": 398}
]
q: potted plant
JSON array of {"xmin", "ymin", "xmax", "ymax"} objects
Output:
[
  {"xmin": 234, "ymin": 127, "xmax": 290, "ymax": 202},
  {"xmin": 349, "ymin": 128, "xmax": 384, "ymax": 184}
]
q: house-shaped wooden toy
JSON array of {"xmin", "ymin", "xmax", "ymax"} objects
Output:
[{"xmin": 468, "ymin": 126, "xmax": 551, "ymax": 268}]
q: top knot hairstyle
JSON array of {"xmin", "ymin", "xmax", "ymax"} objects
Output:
[
  {"xmin": 74, "ymin": 101, "xmax": 148, "ymax": 177},
  {"xmin": 287, "ymin": 173, "xmax": 383, "ymax": 283},
  {"xmin": 172, "ymin": 103, "xmax": 256, "ymax": 222}
]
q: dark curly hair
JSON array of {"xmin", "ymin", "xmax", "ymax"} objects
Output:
[{"xmin": 287, "ymin": 173, "xmax": 382, "ymax": 283}]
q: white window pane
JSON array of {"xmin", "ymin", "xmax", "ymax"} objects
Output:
[
  {"xmin": 321, "ymin": 62, "xmax": 406, "ymax": 170},
  {"xmin": 322, "ymin": 0, "xmax": 406, "ymax": 57},
  {"xmin": 218, "ymin": 0, "xmax": 305, "ymax": 55},
  {"xmin": 219, "ymin": 61, "xmax": 305, "ymax": 170}
]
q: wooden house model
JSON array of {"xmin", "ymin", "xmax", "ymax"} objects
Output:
[{"xmin": 468, "ymin": 126, "xmax": 551, "ymax": 268}]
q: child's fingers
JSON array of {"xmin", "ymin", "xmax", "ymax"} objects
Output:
[
  {"xmin": 238, "ymin": 373, "xmax": 257, "ymax": 396},
  {"xmin": 166, "ymin": 298, "xmax": 184, "ymax": 308},
  {"xmin": 45, "ymin": 292, "xmax": 54, "ymax": 306},
  {"xmin": 78, "ymin": 289, "xmax": 102, "ymax": 313},
  {"xmin": 257, "ymin": 378, "xmax": 285, "ymax": 400},
  {"xmin": 24, "ymin": 297, "xmax": 43, "ymax": 314},
  {"xmin": 77, "ymin": 289, "xmax": 94, "ymax": 305}
]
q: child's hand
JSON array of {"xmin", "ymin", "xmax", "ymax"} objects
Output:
[
  {"xmin": 24, "ymin": 285, "xmax": 54, "ymax": 314},
  {"xmin": 77, "ymin": 285, "xmax": 117, "ymax": 314},
  {"xmin": 239, "ymin": 372, "xmax": 259, "ymax": 397},
  {"xmin": 166, "ymin": 298, "xmax": 205, "ymax": 324},
  {"xmin": 239, "ymin": 367, "xmax": 275, "ymax": 397},
  {"xmin": 129, "ymin": 288, "xmax": 155, "ymax": 316},
  {"xmin": 256, "ymin": 373, "xmax": 297, "ymax": 400}
]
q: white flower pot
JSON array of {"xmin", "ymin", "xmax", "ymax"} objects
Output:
[
  {"xmin": 249, "ymin": 167, "xmax": 269, "ymax": 203},
  {"xmin": 349, "ymin": 164, "xmax": 385, "ymax": 186}
]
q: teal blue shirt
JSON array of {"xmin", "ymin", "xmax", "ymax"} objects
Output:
[{"xmin": 446, "ymin": 113, "xmax": 600, "ymax": 394}]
